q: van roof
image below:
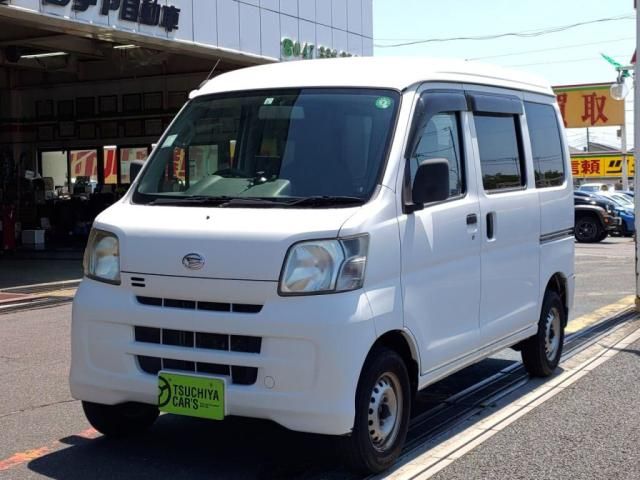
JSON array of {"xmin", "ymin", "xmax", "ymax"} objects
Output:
[{"xmin": 193, "ymin": 57, "xmax": 554, "ymax": 98}]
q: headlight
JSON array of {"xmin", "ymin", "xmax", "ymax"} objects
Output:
[
  {"xmin": 83, "ymin": 229, "xmax": 121, "ymax": 285},
  {"xmin": 279, "ymin": 235, "xmax": 369, "ymax": 295}
]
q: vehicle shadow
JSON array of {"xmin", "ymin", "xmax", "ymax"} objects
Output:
[
  {"xmin": 610, "ymin": 347, "xmax": 640, "ymax": 357},
  {"xmin": 27, "ymin": 358, "xmax": 517, "ymax": 480},
  {"xmin": 28, "ymin": 415, "xmax": 352, "ymax": 480}
]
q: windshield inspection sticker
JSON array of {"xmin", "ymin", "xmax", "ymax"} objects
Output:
[
  {"xmin": 375, "ymin": 97, "xmax": 393, "ymax": 109},
  {"xmin": 264, "ymin": 97, "xmax": 275, "ymax": 105},
  {"xmin": 161, "ymin": 134, "xmax": 178, "ymax": 148}
]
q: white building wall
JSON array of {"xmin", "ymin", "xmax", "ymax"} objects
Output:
[{"xmin": 6, "ymin": 0, "xmax": 374, "ymax": 61}]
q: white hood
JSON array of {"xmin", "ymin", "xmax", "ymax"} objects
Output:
[{"xmin": 94, "ymin": 203, "xmax": 360, "ymax": 281}]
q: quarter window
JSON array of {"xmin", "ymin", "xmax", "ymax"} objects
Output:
[
  {"xmin": 411, "ymin": 113, "xmax": 465, "ymax": 197},
  {"xmin": 475, "ymin": 114, "xmax": 525, "ymax": 191},
  {"xmin": 525, "ymin": 102, "xmax": 565, "ymax": 188}
]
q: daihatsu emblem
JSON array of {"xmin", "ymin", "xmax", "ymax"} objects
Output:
[{"xmin": 182, "ymin": 253, "xmax": 205, "ymax": 270}]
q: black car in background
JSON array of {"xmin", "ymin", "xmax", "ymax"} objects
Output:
[{"xmin": 573, "ymin": 191, "xmax": 622, "ymax": 243}]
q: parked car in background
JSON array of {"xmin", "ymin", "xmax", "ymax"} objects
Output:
[
  {"xmin": 598, "ymin": 192, "xmax": 635, "ymax": 236},
  {"xmin": 607, "ymin": 192, "xmax": 634, "ymax": 208},
  {"xmin": 573, "ymin": 192, "xmax": 621, "ymax": 242},
  {"xmin": 578, "ymin": 183, "xmax": 616, "ymax": 193}
]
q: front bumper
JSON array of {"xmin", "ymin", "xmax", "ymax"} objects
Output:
[
  {"xmin": 70, "ymin": 273, "xmax": 377, "ymax": 436},
  {"xmin": 604, "ymin": 215, "xmax": 622, "ymax": 232}
]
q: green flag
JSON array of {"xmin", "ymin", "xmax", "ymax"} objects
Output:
[{"xmin": 601, "ymin": 53, "xmax": 623, "ymax": 69}]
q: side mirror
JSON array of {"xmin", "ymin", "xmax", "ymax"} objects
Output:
[
  {"xmin": 129, "ymin": 160, "xmax": 146, "ymax": 183},
  {"xmin": 412, "ymin": 158, "xmax": 450, "ymax": 207}
]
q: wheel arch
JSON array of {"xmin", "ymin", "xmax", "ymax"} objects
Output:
[
  {"xmin": 544, "ymin": 272, "xmax": 569, "ymax": 326},
  {"xmin": 364, "ymin": 330, "xmax": 420, "ymax": 396},
  {"xmin": 575, "ymin": 208, "xmax": 605, "ymax": 229}
]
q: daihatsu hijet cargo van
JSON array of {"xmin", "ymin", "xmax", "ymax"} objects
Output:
[{"xmin": 71, "ymin": 58, "xmax": 574, "ymax": 473}]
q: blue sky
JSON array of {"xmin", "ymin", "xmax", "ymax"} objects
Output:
[{"xmin": 373, "ymin": 0, "xmax": 636, "ymax": 148}]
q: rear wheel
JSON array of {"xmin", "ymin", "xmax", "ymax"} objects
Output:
[
  {"xmin": 521, "ymin": 291, "xmax": 565, "ymax": 377},
  {"xmin": 575, "ymin": 216, "xmax": 602, "ymax": 243},
  {"xmin": 340, "ymin": 348, "xmax": 411, "ymax": 474},
  {"xmin": 82, "ymin": 401, "xmax": 159, "ymax": 438}
]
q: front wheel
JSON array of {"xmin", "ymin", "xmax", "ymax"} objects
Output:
[
  {"xmin": 340, "ymin": 348, "xmax": 412, "ymax": 474},
  {"xmin": 82, "ymin": 401, "xmax": 159, "ymax": 438},
  {"xmin": 521, "ymin": 291, "xmax": 566, "ymax": 377},
  {"xmin": 575, "ymin": 216, "xmax": 602, "ymax": 243}
]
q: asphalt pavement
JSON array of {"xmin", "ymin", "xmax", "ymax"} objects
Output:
[
  {"xmin": 0, "ymin": 237, "xmax": 637, "ymax": 479},
  {"xmin": 571, "ymin": 237, "xmax": 635, "ymax": 320},
  {"xmin": 430, "ymin": 336, "xmax": 640, "ymax": 480},
  {"xmin": 0, "ymin": 250, "xmax": 82, "ymax": 289}
]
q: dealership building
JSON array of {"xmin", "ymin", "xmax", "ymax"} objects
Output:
[{"xmin": 0, "ymin": 0, "xmax": 374, "ymax": 249}]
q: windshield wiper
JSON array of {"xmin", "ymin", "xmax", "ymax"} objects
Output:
[
  {"xmin": 148, "ymin": 196, "xmax": 233, "ymax": 206},
  {"xmin": 147, "ymin": 195, "xmax": 366, "ymax": 208},
  {"xmin": 149, "ymin": 196, "xmax": 287, "ymax": 208},
  {"xmin": 283, "ymin": 196, "xmax": 366, "ymax": 207},
  {"xmin": 218, "ymin": 198, "xmax": 286, "ymax": 208}
]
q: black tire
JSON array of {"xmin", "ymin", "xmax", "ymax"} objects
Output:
[
  {"xmin": 521, "ymin": 291, "xmax": 565, "ymax": 377},
  {"xmin": 596, "ymin": 230, "xmax": 608, "ymax": 242},
  {"xmin": 340, "ymin": 348, "xmax": 411, "ymax": 474},
  {"xmin": 575, "ymin": 215, "xmax": 603, "ymax": 243},
  {"xmin": 82, "ymin": 401, "xmax": 159, "ymax": 438}
]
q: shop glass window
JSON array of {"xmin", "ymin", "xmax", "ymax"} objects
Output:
[
  {"xmin": 410, "ymin": 113, "xmax": 465, "ymax": 197},
  {"xmin": 475, "ymin": 114, "xmax": 525, "ymax": 191},
  {"xmin": 70, "ymin": 150, "xmax": 98, "ymax": 194},
  {"xmin": 120, "ymin": 147, "xmax": 149, "ymax": 184},
  {"xmin": 41, "ymin": 151, "xmax": 68, "ymax": 196},
  {"xmin": 525, "ymin": 102, "xmax": 565, "ymax": 188},
  {"xmin": 103, "ymin": 147, "xmax": 118, "ymax": 185}
]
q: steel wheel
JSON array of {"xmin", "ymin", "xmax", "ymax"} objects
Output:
[
  {"xmin": 340, "ymin": 347, "xmax": 411, "ymax": 474},
  {"xmin": 521, "ymin": 290, "xmax": 566, "ymax": 377},
  {"xmin": 576, "ymin": 219, "xmax": 596, "ymax": 241},
  {"xmin": 367, "ymin": 372, "xmax": 403, "ymax": 452},
  {"xmin": 544, "ymin": 307, "xmax": 562, "ymax": 362}
]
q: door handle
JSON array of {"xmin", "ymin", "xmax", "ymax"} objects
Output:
[
  {"xmin": 486, "ymin": 212, "xmax": 496, "ymax": 239},
  {"xmin": 466, "ymin": 214, "xmax": 478, "ymax": 226}
]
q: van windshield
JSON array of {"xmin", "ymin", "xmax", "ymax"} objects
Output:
[{"xmin": 133, "ymin": 88, "xmax": 400, "ymax": 207}]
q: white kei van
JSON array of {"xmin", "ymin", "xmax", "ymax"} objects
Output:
[{"xmin": 71, "ymin": 58, "xmax": 574, "ymax": 473}]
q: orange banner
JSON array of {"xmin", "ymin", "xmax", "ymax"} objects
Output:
[
  {"xmin": 104, "ymin": 148, "xmax": 117, "ymax": 184},
  {"xmin": 70, "ymin": 150, "xmax": 97, "ymax": 179}
]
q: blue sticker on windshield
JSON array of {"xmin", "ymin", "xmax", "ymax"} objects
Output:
[{"xmin": 375, "ymin": 97, "xmax": 393, "ymax": 110}]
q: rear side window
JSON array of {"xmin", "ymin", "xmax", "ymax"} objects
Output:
[
  {"xmin": 475, "ymin": 114, "xmax": 525, "ymax": 191},
  {"xmin": 525, "ymin": 102, "xmax": 565, "ymax": 188}
]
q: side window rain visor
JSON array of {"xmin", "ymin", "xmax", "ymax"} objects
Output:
[
  {"xmin": 467, "ymin": 92, "xmax": 523, "ymax": 115},
  {"xmin": 405, "ymin": 91, "xmax": 468, "ymax": 159}
]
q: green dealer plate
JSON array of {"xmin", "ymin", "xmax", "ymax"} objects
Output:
[{"xmin": 158, "ymin": 371, "xmax": 225, "ymax": 420}]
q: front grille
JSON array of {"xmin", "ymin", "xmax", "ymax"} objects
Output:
[
  {"xmin": 134, "ymin": 326, "xmax": 261, "ymax": 386},
  {"xmin": 136, "ymin": 356, "xmax": 258, "ymax": 385},
  {"xmin": 135, "ymin": 327, "xmax": 262, "ymax": 353},
  {"xmin": 131, "ymin": 277, "xmax": 146, "ymax": 288},
  {"xmin": 137, "ymin": 296, "xmax": 262, "ymax": 314}
]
